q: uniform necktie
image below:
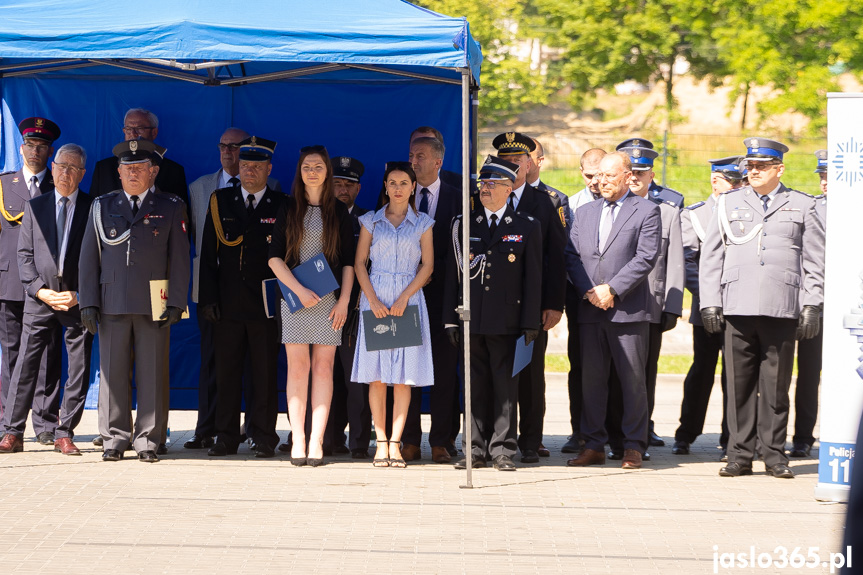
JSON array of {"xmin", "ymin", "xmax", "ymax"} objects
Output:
[
  {"xmin": 131, "ymin": 195, "xmax": 140, "ymax": 216},
  {"xmin": 599, "ymin": 201, "xmax": 617, "ymax": 251},
  {"xmin": 56, "ymin": 196, "xmax": 69, "ymax": 254},
  {"xmin": 508, "ymin": 192, "xmax": 516, "ymax": 211},
  {"xmin": 28, "ymin": 176, "xmax": 39, "ymax": 199},
  {"xmin": 247, "ymin": 194, "xmax": 256, "ymax": 215},
  {"xmin": 419, "ymin": 188, "xmax": 429, "ymax": 214},
  {"xmin": 761, "ymin": 194, "xmax": 769, "ymax": 212},
  {"xmin": 228, "ymin": 176, "xmax": 240, "ymax": 188},
  {"xmin": 488, "ymin": 213, "xmax": 498, "ymax": 236}
]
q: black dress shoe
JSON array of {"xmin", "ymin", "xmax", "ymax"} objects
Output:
[
  {"xmin": 607, "ymin": 447, "xmax": 624, "ymax": 460},
  {"xmin": 561, "ymin": 436, "xmax": 582, "ymax": 454},
  {"xmin": 351, "ymin": 449, "xmax": 370, "ymax": 459},
  {"xmin": 454, "ymin": 456, "xmax": 486, "ymax": 469},
  {"xmin": 789, "ymin": 442, "xmax": 812, "ymax": 458},
  {"xmin": 102, "ymin": 449, "xmax": 123, "ymax": 462},
  {"xmin": 254, "ymin": 444, "xmax": 275, "ymax": 458},
  {"xmin": 138, "ymin": 450, "xmax": 159, "ymax": 463},
  {"xmin": 208, "ymin": 442, "xmax": 237, "ymax": 456},
  {"xmin": 36, "ymin": 432, "xmax": 55, "ymax": 445},
  {"xmin": 446, "ymin": 443, "xmax": 459, "ymax": 457},
  {"xmin": 184, "ymin": 435, "xmax": 214, "ymax": 449},
  {"xmin": 643, "ymin": 451, "xmax": 651, "ymax": 461},
  {"xmin": 278, "ymin": 443, "xmax": 291, "ymax": 453},
  {"xmin": 93, "ymin": 436, "xmax": 103, "ymax": 447},
  {"xmin": 648, "ymin": 430, "xmax": 665, "ymax": 447},
  {"xmin": 767, "ymin": 463, "xmax": 795, "ymax": 479},
  {"xmin": 672, "ymin": 440, "xmax": 690, "ymax": 455},
  {"xmin": 493, "ymin": 455, "xmax": 517, "ymax": 471},
  {"xmin": 719, "ymin": 462, "xmax": 753, "ymax": 477},
  {"xmin": 520, "ymin": 449, "xmax": 539, "ymax": 463},
  {"xmin": 156, "ymin": 443, "xmax": 168, "ymax": 455}
]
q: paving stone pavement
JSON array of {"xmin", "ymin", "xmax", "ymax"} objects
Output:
[{"xmin": 0, "ymin": 374, "xmax": 847, "ymax": 575}]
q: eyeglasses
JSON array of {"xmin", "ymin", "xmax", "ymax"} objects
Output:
[
  {"xmin": 478, "ymin": 181, "xmax": 507, "ymax": 190},
  {"xmin": 746, "ymin": 161, "xmax": 780, "ymax": 172},
  {"xmin": 122, "ymin": 126, "xmax": 155, "ymax": 135},
  {"xmin": 218, "ymin": 143, "xmax": 241, "ymax": 151},
  {"xmin": 53, "ymin": 162, "xmax": 84, "ymax": 174},
  {"xmin": 300, "ymin": 145, "xmax": 326, "ymax": 154},
  {"xmin": 597, "ymin": 172, "xmax": 624, "ymax": 181},
  {"xmin": 23, "ymin": 142, "xmax": 50, "ymax": 153},
  {"xmin": 119, "ymin": 164, "xmax": 152, "ymax": 174}
]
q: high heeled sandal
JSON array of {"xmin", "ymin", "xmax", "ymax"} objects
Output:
[{"xmin": 388, "ymin": 441, "xmax": 406, "ymax": 468}]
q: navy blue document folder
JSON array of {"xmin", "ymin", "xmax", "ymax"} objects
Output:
[
  {"xmin": 277, "ymin": 253, "xmax": 339, "ymax": 313},
  {"xmin": 512, "ymin": 334, "xmax": 534, "ymax": 377},
  {"xmin": 362, "ymin": 305, "xmax": 423, "ymax": 351}
]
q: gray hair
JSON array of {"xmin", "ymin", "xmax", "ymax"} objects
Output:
[
  {"xmin": 124, "ymin": 108, "xmax": 159, "ymax": 129},
  {"xmin": 411, "ymin": 136, "xmax": 445, "ymax": 160},
  {"xmin": 55, "ymin": 143, "xmax": 87, "ymax": 166}
]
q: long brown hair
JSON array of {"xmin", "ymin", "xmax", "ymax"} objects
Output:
[{"xmin": 284, "ymin": 146, "xmax": 340, "ymax": 263}]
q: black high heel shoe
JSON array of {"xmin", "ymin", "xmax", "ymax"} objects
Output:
[
  {"xmin": 291, "ymin": 456, "xmax": 307, "ymax": 466},
  {"xmin": 307, "ymin": 457, "xmax": 325, "ymax": 467}
]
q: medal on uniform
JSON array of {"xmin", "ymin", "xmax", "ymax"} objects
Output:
[
  {"xmin": 152, "ymin": 228, "xmax": 159, "ymax": 238},
  {"xmin": 109, "ymin": 228, "xmax": 117, "ymax": 238},
  {"xmin": 267, "ymin": 234, "xmax": 272, "ymax": 244},
  {"xmin": 504, "ymin": 216, "xmax": 512, "ymax": 224},
  {"xmin": 475, "ymin": 215, "xmax": 483, "ymax": 223},
  {"xmin": 508, "ymin": 254, "xmax": 516, "ymax": 262},
  {"xmin": 144, "ymin": 218, "xmax": 149, "ymax": 225},
  {"xmin": 738, "ymin": 222, "xmax": 745, "ymax": 233},
  {"xmin": 469, "ymin": 252, "xmax": 475, "ymax": 261}
]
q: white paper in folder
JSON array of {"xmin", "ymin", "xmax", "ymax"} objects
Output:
[{"xmin": 149, "ymin": 280, "xmax": 190, "ymax": 321}]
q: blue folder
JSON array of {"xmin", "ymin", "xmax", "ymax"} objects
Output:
[
  {"xmin": 512, "ymin": 335, "xmax": 534, "ymax": 377},
  {"xmin": 262, "ymin": 278, "xmax": 280, "ymax": 318},
  {"xmin": 277, "ymin": 253, "xmax": 340, "ymax": 313},
  {"xmin": 362, "ymin": 305, "xmax": 424, "ymax": 351}
]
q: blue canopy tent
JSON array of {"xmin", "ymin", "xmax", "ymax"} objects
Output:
[{"xmin": 0, "ymin": 0, "xmax": 483, "ymax": 479}]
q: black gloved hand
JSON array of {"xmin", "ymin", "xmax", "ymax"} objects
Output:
[
  {"xmin": 200, "ymin": 304, "xmax": 221, "ymax": 323},
  {"xmin": 159, "ymin": 306, "xmax": 185, "ymax": 328},
  {"xmin": 80, "ymin": 306, "xmax": 100, "ymax": 335},
  {"xmin": 660, "ymin": 312, "xmax": 679, "ymax": 333},
  {"xmin": 445, "ymin": 326, "xmax": 461, "ymax": 348},
  {"xmin": 701, "ymin": 307, "xmax": 725, "ymax": 335},
  {"xmin": 797, "ymin": 305, "xmax": 821, "ymax": 340},
  {"xmin": 522, "ymin": 329, "xmax": 539, "ymax": 345}
]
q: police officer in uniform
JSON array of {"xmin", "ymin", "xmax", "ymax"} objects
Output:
[
  {"xmin": 790, "ymin": 150, "xmax": 828, "ymax": 458},
  {"xmin": 616, "ymin": 138, "xmax": 684, "ymax": 208},
  {"xmin": 0, "ymin": 117, "xmax": 61, "ymax": 447},
  {"xmin": 492, "ymin": 131, "xmax": 566, "ymax": 463},
  {"xmin": 672, "ymin": 156, "xmax": 744, "ymax": 457},
  {"xmin": 528, "ymin": 137, "xmax": 572, "ymax": 230},
  {"xmin": 445, "ymin": 155, "xmax": 542, "ymax": 471},
  {"xmin": 700, "ymin": 137, "xmax": 824, "ymax": 478},
  {"xmin": 79, "ymin": 139, "xmax": 190, "ymax": 463}
]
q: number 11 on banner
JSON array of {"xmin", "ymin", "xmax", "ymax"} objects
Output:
[{"xmin": 819, "ymin": 442, "xmax": 855, "ymax": 487}]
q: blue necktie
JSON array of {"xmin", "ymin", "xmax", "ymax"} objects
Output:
[
  {"xmin": 56, "ymin": 196, "xmax": 68, "ymax": 254},
  {"xmin": 761, "ymin": 194, "xmax": 769, "ymax": 212},
  {"xmin": 419, "ymin": 188, "xmax": 429, "ymax": 214}
]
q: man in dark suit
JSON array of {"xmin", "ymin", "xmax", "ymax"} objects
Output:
[
  {"xmin": 445, "ymin": 155, "xmax": 542, "ymax": 471},
  {"xmin": 89, "ymin": 108, "xmax": 188, "ymax": 206},
  {"xmin": 199, "ymin": 137, "xmax": 284, "ymax": 458},
  {"xmin": 493, "ymin": 131, "xmax": 567, "ymax": 464},
  {"xmin": 409, "ymin": 126, "xmax": 462, "ymax": 190},
  {"xmin": 79, "ymin": 139, "xmax": 190, "ymax": 463},
  {"xmin": 0, "ymin": 117, "xmax": 61, "ymax": 448},
  {"xmin": 528, "ymin": 137, "xmax": 572, "ymax": 230},
  {"xmin": 565, "ymin": 151, "xmax": 661, "ymax": 470},
  {"xmin": 0, "ymin": 144, "xmax": 93, "ymax": 455},
  {"xmin": 400, "ymin": 136, "xmax": 462, "ymax": 464}
]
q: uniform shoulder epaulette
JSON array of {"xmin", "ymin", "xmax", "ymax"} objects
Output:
[
  {"xmin": 786, "ymin": 188, "xmax": 812, "ymax": 198},
  {"xmin": 718, "ymin": 188, "xmax": 737, "ymax": 196},
  {"xmin": 454, "ymin": 213, "xmax": 463, "ymax": 220},
  {"xmin": 95, "ymin": 191, "xmax": 121, "ymax": 202},
  {"xmin": 666, "ymin": 188, "xmax": 684, "ymax": 200},
  {"xmin": 664, "ymin": 200, "xmax": 677, "ymax": 207},
  {"xmin": 684, "ymin": 201, "xmax": 705, "ymax": 210},
  {"xmin": 0, "ymin": 171, "xmax": 14, "ymax": 177}
]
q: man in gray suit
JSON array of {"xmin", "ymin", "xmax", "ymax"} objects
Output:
[
  {"xmin": 700, "ymin": 137, "xmax": 824, "ymax": 479},
  {"xmin": 185, "ymin": 127, "xmax": 280, "ymax": 450},
  {"xmin": 79, "ymin": 139, "xmax": 190, "ymax": 463},
  {"xmin": 0, "ymin": 144, "xmax": 93, "ymax": 455},
  {"xmin": 565, "ymin": 151, "xmax": 661, "ymax": 470}
]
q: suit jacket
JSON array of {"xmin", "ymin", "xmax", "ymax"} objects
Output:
[
  {"xmin": 645, "ymin": 198, "xmax": 684, "ymax": 322},
  {"xmin": 681, "ymin": 195, "xmax": 716, "ymax": 326},
  {"xmin": 18, "ymin": 190, "xmax": 92, "ymax": 316},
  {"xmin": 699, "ymin": 183, "xmax": 825, "ymax": 318},
  {"xmin": 0, "ymin": 169, "xmax": 55, "ymax": 301},
  {"xmin": 565, "ymin": 192, "xmax": 661, "ymax": 324},
  {"xmin": 79, "ymin": 191, "xmax": 190, "ymax": 315},
  {"xmin": 536, "ymin": 179, "xmax": 572, "ymax": 230},
  {"xmin": 188, "ymin": 169, "xmax": 281, "ymax": 302},
  {"xmin": 443, "ymin": 206, "xmax": 542, "ymax": 335},
  {"xmin": 90, "ymin": 155, "xmax": 188, "ymax": 207},
  {"xmin": 515, "ymin": 183, "xmax": 567, "ymax": 312},
  {"xmin": 425, "ymin": 180, "xmax": 461, "ymax": 329},
  {"xmin": 199, "ymin": 186, "xmax": 287, "ymax": 320}
]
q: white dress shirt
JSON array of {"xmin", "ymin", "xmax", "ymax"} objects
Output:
[{"xmin": 416, "ymin": 177, "xmax": 441, "ymax": 218}]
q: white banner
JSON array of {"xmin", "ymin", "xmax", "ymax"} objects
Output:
[{"xmin": 816, "ymin": 93, "xmax": 863, "ymax": 501}]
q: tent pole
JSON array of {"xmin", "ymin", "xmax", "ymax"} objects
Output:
[{"xmin": 459, "ymin": 68, "xmax": 473, "ymax": 489}]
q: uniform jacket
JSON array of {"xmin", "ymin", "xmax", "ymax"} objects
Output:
[
  {"xmin": 645, "ymin": 197, "xmax": 684, "ymax": 322},
  {"xmin": 515, "ymin": 183, "xmax": 567, "ymax": 313},
  {"xmin": 680, "ymin": 195, "xmax": 717, "ymax": 326},
  {"xmin": 199, "ymin": 185, "xmax": 287, "ymax": 320},
  {"xmin": 699, "ymin": 183, "xmax": 825, "ymax": 318},
  {"xmin": 536, "ymin": 180, "xmax": 573, "ymax": 230},
  {"xmin": 0, "ymin": 169, "xmax": 55, "ymax": 301},
  {"xmin": 18, "ymin": 190, "xmax": 92, "ymax": 316},
  {"xmin": 443, "ymin": 205, "xmax": 542, "ymax": 335},
  {"xmin": 188, "ymin": 169, "xmax": 280, "ymax": 302},
  {"xmin": 79, "ymin": 191, "xmax": 190, "ymax": 315},
  {"xmin": 90, "ymin": 155, "xmax": 188, "ymax": 206},
  {"xmin": 565, "ymin": 192, "xmax": 661, "ymax": 324},
  {"xmin": 648, "ymin": 181, "xmax": 684, "ymax": 209}
]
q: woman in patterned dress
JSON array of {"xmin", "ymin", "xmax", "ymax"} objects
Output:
[
  {"xmin": 352, "ymin": 163, "xmax": 435, "ymax": 467},
  {"xmin": 268, "ymin": 146, "xmax": 355, "ymax": 466}
]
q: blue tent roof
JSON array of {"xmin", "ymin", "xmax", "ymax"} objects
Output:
[{"xmin": 0, "ymin": 0, "xmax": 483, "ymax": 82}]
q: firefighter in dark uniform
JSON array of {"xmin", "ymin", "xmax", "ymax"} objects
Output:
[
  {"xmin": 199, "ymin": 137, "xmax": 285, "ymax": 458},
  {"xmin": 445, "ymin": 155, "xmax": 542, "ymax": 471},
  {"xmin": 616, "ymin": 138, "xmax": 685, "ymax": 209},
  {"xmin": 79, "ymin": 139, "xmax": 190, "ymax": 463}
]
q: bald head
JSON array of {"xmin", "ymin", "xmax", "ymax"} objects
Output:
[
  {"xmin": 580, "ymin": 148, "xmax": 607, "ymax": 194},
  {"xmin": 219, "ymin": 127, "xmax": 250, "ymax": 176},
  {"xmin": 597, "ymin": 152, "xmax": 632, "ymax": 202}
]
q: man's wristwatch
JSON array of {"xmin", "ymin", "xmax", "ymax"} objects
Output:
[{"xmin": 608, "ymin": 286, "xmax": 617, "ymax": 296}]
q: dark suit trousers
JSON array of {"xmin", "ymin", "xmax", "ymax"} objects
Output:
[
  {"xmin": 98, "ymin": 314, "xmax": 169, "ymax": 452},
  {"xmin": 724, "ymin": 315, "xmax": 796, "ymax": 468},
  {"xmin": 3, "ymin": 309, "xmax": 91, "ymax": 439},
  {"xmin": 581, "ymin": 321, "xmax": 649, "ymax": 453},
  {"xmin": 337, "ymin": 332, "xmax": 371, "ymax": 451},
  {"xmin": 517, "ymin": 328, "xmax": 548, "ymax": 452},
  {"xmin": 566, "ymin": 284, "xmax": 583, "ymax": 437},
  {"xmin": 0, "ymin": 300, "xmax": 59, "ymax": 434},
  {"xmin": 794, "ymin": 318, "xmax": 822, "ymax": 446},
  {"xmin": 214, "ymin": 318, "xmax": 279, "ymax": 451},
  {"xmin": 675, "ymin": 325, "xmax": 729, "ymax": 446},
  {"xmin": 193, "ymin": 304, "xmax": 218, "ymax": 437},
  {"xmin": 467, "ymin": 333, "xmax": 518, "ymax": 460}
]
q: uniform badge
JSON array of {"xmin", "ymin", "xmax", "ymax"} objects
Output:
[
  {"xmin": 504, "ymin": 216, "xmax": 512, "ymax": 225},
  {"xmin": 632, "ymin": 139, "xmax": 642, "ymax": 147},
  {"xmin": 731, "ymin": 211, "xmax": 738, "ymax": 219},
  {"xmin": 250, "ymin": 136, "xmax": 257, "ymax": 146},
  {"xmin": 506, "ymin": 132, "xmax": 515, "ymax": 143},
  {"xmin": 508, "ymin": 254, "xmax": 516, "ymax": 262},
  {"xmin": 260, "ymin": 218, "xmax": 276, "ymax": 224},
  {"xmin": 152, "ymin": 228, "xmax": 159, "ymax": 238},
  {"xmin": 475, "ymin": 215, "xmax": 483, "ymax": 223},
  {"xmin": 182, "ymin": 221, "xmax": 187, "ymax": 233},
  {"xmin": 143, "ymin": 218, "xmax": 149, "ymax": 225},
  {"xmin": 340, "ymin": 157, "xmax": 351, "ymax": 168},
  {"xmin": 558, "ymin": 206, "xmax": 566, "ymax": 227},
  {"xmin": 12, "ymin": 177, "xmax": 18, "ymax": 184},
  {"xmin": 109, "ymin": 228, "xmax": 117, "ymax": 238},
  {"xmin": 267, "ymin": 235, "xmax": 272, "ymax": 244},
  {"xmin": 750, "ymin": 138, "xmax": 759, "ymax": 149},
  {"xmin": 502, "ymin": 235, "xmax": 523, "ymax": 242},
  {"xmin": 653, "ymin": 190, "xmax": 659, "ymax": 196},
  {"xmin": 35, "ymin": 118, "xmax": 44, "ymax": 127},
  {"xmin": 469, "ymin": 253, "xmax": 475, "ymax": 261},
  {"xmin": 129, "ymin": 140, "xmax": 138, "ymax": 153},
  {"xmin": 633, "ymin": 149, "xmax": 642, "ymax": 159}
]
